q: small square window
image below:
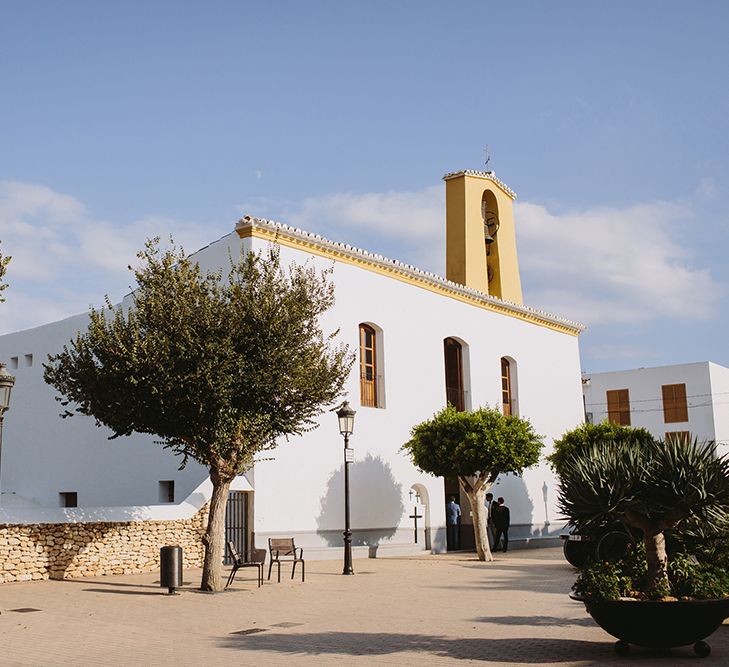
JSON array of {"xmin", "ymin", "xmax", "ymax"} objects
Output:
[
  {"xmin": 24, "ymin": 354, "xmax": 33, "ymax": 367},
  {"xmin": 9, "ymin": 357, "xmax": 18, "ymax": 370},
  {"xmin": 59, "ymin": 492, "xmax": 78, "ymax": 508},
  {"xmin": 159, "ymin": 480, "xmax": 175, "ymax": 503}
]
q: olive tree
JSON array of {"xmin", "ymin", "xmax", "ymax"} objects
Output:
[
  {"xmin": 0, "ymin": 240, "xmax": 9, "ymax": 302},
  {"xmin": 559, "ymin": 435, "xmax": 729, "ymax": 594},
  {"xmin": 44, "ymin": 239, "xmax": 352, "ymax": 591},
  {"xmin": 402, "ymin": 405, "xmax": 543, "ymax": 561}
]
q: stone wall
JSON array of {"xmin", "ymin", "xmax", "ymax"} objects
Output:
[{"xmin": 0, "ymin": 505, "xmax": 208, "ymax": 583}]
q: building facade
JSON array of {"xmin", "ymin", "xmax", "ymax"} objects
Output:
[
  {"xmin": 582, "ymin": 361, "xmax": 729, "ymax": 457},
  {"xmin": 0, "ymin": 170, "xmax": 585, "ymax": 577}
]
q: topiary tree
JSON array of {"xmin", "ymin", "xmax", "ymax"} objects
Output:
[
  {"xmin": 44, "ymin": 239, "xmax": 352, "ymax": 591},
  {"xmin": 0, "ymin": 240, "xmax": 10, "ymax": 303},
  {"xmin": 559, "ymin": 435, "xmax": 729, "ymax": 595},
  {"xmin": 402, "ymin": 405, "xmax": 543, "ymax": 561},
  {"xmin": 547, "ymin": 420, "xmax": 653, "ymax": 478}
]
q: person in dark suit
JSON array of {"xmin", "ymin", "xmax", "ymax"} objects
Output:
[
  {"xmin": 485, "ymin": 492, "xmax": 495, "ymax": 546},
  {"xmin": 491, "ymin": 496, "xmax": 511, "ymax": 553}
]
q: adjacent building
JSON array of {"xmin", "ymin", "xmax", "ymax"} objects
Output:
[{"xmin": 582, "ymin": 361, "xmax": 729, "ymax": 457}]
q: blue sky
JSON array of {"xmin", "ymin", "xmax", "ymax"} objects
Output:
[{"xmin": 1, "ymin": 1, "xmax": 728, "ymax": 372}]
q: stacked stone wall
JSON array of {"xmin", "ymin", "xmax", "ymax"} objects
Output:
[{"xmin": 0, "ymin": 505, "xmax": 208, "ymax": 583}]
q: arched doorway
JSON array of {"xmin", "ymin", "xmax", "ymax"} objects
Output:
[{"xmin": 409, "ymin": 484, "xmax": 430, "ymax": 550}]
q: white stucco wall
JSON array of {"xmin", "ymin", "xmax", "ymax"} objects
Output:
[
  {"xmin": 249, "ymin": 237, "xmax": 584, "ymax": 548},
  {"xmin": 708, "ymin": 362, "xmax": 729, "ymax": 458},
  {"xmin": 0, "ymin": 224, "xmax": 585, "ymax": 554},
  {"xmin": 0, "ymin": 232, "xmax": 250, "ymax": 512}
]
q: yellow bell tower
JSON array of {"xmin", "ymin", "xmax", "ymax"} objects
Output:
[{"xmin": 444, "ymin": 170, "xmax": 523, "ymax": 304}]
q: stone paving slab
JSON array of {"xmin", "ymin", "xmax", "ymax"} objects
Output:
[{"xmin": 0, "ymin": 547, "xmax": 727, "ymax": 665}]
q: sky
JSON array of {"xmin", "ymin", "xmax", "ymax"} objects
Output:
[{"xmin": 1, "ymin": 1, "xmax": 729, "ymax": 372}]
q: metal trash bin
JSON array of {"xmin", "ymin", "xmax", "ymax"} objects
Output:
[{"xmin": 160, "ymin": 545, "xmax": 183, "ymax": 594}]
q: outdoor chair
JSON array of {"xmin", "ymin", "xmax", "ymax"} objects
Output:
[
  {"xmin": 225, "ymin": 542, "xmax": 266, "ymax": 588},
  {"xmin": 268, "ymin": 537, "xmax": 305, "ymax": 582}
]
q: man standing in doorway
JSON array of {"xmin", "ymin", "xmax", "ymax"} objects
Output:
[
  {"xmin": 446, "ymin": 495, "xmax": 461, "ymax": 550},
  {"xmin": 491, "ymin": 497, "xmax": 511, "ymax": 553},
  {"xmin": 485, "ymin": 492, "xmax": 495, "ymax": 547}
]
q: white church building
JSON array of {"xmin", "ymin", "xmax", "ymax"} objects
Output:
[{"xmin": 0, "ymin": 170, "xmax": 585, "ymax": 580}]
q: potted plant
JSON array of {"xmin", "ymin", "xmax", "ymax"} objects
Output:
[
  {"xmin": 558, "ymin": 432, "xmax": 729, "ymax": 657},
  {"xmin": 548, "ymin": 422, "xmax": 653, "ymax": 567}
]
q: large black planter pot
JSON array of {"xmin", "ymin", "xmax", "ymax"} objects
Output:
[{"xmin": 571, "ymin": 594, "xmax": 729, "ymax": 657}]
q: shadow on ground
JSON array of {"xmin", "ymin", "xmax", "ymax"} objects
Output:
[
  {"xmin": 436, "ymin": 559, "xmax": 574, "ymax": 595},
  {"xmin": 473, "ymin": 615, "xmax": 596, "ymax": 627},
  {"xmin": 219, "ymin": 630, "xmax": 729, "ymax": 663},
  {"xmin": 63, "ymin": 579, "xmax": 163, "ymax": 589},
  {"xmin": 218, "ymin": 632, "xmax": 616, "ymax": 662},
  {"xmin": 82, "ymin": 588, "xmax": 162, "ymax": 596}
]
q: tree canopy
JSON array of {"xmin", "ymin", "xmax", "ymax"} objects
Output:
[
  {"xmin": 402, "ymin": 404, "xmax": 543, "ymax": 560},
  {"xmin": 547, "ymin": 420, "xmax": 653, "ymax": 478},
  {"xmin": 44, "ymin": 239, "xmax": 353, "ymax": 590},
  {"xmin": 404, "ymin": 405, "xmax": 543, "ymax": 479}
]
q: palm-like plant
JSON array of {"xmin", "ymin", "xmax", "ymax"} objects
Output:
[{"xmin": 559, "ymin": 434, "xmax": 729, "ymax": 594}]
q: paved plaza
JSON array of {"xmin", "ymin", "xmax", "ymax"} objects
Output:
[{"xmin": 0, "ymin": 547, "xmax": 728, "ymax": 666}]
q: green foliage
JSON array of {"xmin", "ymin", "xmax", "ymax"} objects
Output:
[
  {"xmin": 692, "ymin": 535, "xmax": 729, "ymax": 571},
  {"xmin": 44, "ymin": 239, "xmax": 353, "ymax": 478},
  {"xmin": 669, "ymin": 554, "xmax": 729, "ymax": 599},
  {"xmin": 401, "ymin": 404, "xmax": 543, "ymax": 480},
  {"xmin": 0, "ymin": 240, "xmax": 9, "ymax": 303},
  {"xmin": 573, "ymin": 560, "xmax": 632, "ymax": 601},
  {"xmin": 558, "ymin": 436, "xmax": 729, "ymax": 538},
  {"xmin": 547, "ymin": 421, "xmax": 652, "ymax": 477},
  {"xmin": 619, "ymin": 541, "xmax": 648, "ymax": 587},
  {"xmin": 574, "ymin": 542, "xmax": 729, "ymax": 601}
]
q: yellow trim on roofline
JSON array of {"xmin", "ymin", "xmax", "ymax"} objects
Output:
[{"xmin": 236, "ymin": 218, "xmax": 584, "ymax": 337}]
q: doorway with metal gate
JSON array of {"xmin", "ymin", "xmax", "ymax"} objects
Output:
[{"xmin": 224, "ymin": 491, "xmax": 251, "ymax": 565}]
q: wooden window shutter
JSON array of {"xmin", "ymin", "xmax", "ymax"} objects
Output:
[
  {"xmin": 607, "ymin": 389, "xmax": 631, "ymax": 426},
  {"xmin": 444, "ymin": 338, "xmax": 465, "ymax": 411},
  {"xmin": 359, "ymin": 324, "xmax": 378, "ymax": 408},
  {"xmin": 662, "ymin": 384, "xmax": 688, "ymax": 423},
  {"xmin": 501, "ymin": 358, "xmax": 512, "ymax": 416}
]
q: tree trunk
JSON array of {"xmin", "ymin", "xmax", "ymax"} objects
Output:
[
  {"xmin": 459, "ymin": 477, "xmax": 493, "ymax": 562},
  {"xmin": 200, "ymin": 472, "xmax": 233, "ymax": 592},
  {"xmin": 643, "ymin": 529, "xmax": 669, "ymax": 594}
]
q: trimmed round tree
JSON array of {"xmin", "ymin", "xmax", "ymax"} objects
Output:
[
  {"xmin": 559, "ymin": 434, "xmax": 729, "ymax": 594},
  {"xmin": 402, "ymin": 405, "xmax": 543, "ymax": 561},
  {"xmin": 547, "ymin": 420, "xmax": 653, "ymax": 479},
  {"xmin": 44, "ymin": 239, "xmax": 352, "ymax": 592}
]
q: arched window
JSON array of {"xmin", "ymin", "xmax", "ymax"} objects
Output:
[
  {"xmin": 501, "ymin": 357, "xmax": 517, "ymax": 416},
  {"xmin": 444, "ymin": 338, "xmax": 465, "ymax": 411},
  {"xmin": 359, "ymin": 324, "xmax": 378, "ymax": 408}
]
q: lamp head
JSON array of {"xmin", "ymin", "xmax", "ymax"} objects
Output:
[
  {"xmin": 336, "ymin": 400, "xmax": 356, "ymax": 437},
  {"xmin": 0, "ymin": 362, "xmax": 15, "ymax": 414}
]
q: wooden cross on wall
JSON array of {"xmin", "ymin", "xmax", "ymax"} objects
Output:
[{"xmin": 409, "ymin": 506, "xmax": 423, "ymax": 543}]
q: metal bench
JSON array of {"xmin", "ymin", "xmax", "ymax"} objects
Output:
[
  {"xmin": 268, "ymin": 538, "xmax": 305, "ymax": 582},
  {"xmin": 226, "ymin": 541, "xmax": 266, "ymax": 588}
]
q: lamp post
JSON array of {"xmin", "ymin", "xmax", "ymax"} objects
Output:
[
  {"xmin": 0, "ymin": 362, "xmax": 16, "ymax": 500},
  {"xmin": 336, "ymin": 400, "xmax": 356, "ymax": 575}
]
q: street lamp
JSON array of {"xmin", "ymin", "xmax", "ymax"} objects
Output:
[
  {"xmin": 336, "ymin": 400, "xmax": 356, "ymax": 575},
  {"xmin": 0, "ymin": 362, "xmax": 16, "ymax": 500}
]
